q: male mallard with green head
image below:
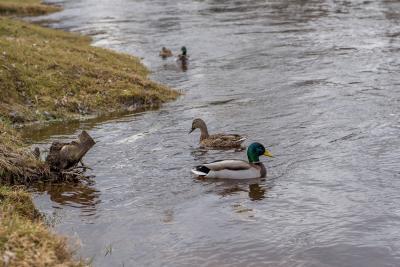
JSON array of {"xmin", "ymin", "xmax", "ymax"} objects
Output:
[
  {"xmin": 178, "ymin": 46, "xmax": 188, "ymax": 61},
  {"xmin": 191, "ymin": 142, "xmax": 273, "ymax": 179},
  {"xmin": 178, "ymin": 46, "xmax": 188, "ymax": 70},
  {"xmin": 189, "ymin": 118, "xmax": 246, "ymax": 149}
]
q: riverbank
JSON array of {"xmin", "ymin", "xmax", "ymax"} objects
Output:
[
  {"xmin": 0, "ymin": 0, "xmax": 179, "ymax": 266},
  {"xmin": 0, "ymin": 18, "xmax": 178, "ymax": 125},
  {"xmin": 0, "ymin": 186, "xmax": 86, "ymax": 266},
  {"xmin": 0, "ymin": 0, "xmax": 60, "ymax": 16}
]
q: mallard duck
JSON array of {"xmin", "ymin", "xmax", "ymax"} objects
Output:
[
  {"xmin": 177, "ymin": 46, "xmax": 188, "ymax": 70},
  {"xmin": 191, "ymin": 142, "xmax": 273, "ymax": 179},
  {"xmin": 189, "ymin": 118, "xmax": 246, "ymax": 149},
  {"xmin": 159, "ymin": 47, "xmax": 173, "ymax": 58},
  {"xmin": 178, "ymin": 46, "xmax": 188, "ymax": 61}
]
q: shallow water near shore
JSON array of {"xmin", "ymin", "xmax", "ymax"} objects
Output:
[{"xmin": 26, "ymin": 0, "xmax": 400, "ymax": 266}]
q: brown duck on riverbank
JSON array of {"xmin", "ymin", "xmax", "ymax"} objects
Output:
[{"xmin": 189, "ymin": 118, "xmax": 246, "ymax": 149}]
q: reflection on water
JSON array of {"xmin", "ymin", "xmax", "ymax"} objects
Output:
[
  {"xmin": 34, "ymin": 182, "xmax": 100, "ymax": 215},
  {"xmin": 248, "ymin": 183, "xmax": 266, "ymax": 201},
  {"xmin": 216, "ymin": 183, "xmax": 267, "ymax": 201},
  {"xmin": 28, "ymin": 0, "xmax": 400, "ymax": 266}
]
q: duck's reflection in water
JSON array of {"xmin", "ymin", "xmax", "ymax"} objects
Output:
[
  {"xmin": 34, "ymin": 181, "xmax": 101, "ymax": 216},
  {"xmin": 205, "ymin": 178, "xmax": 271, "ymax": 201},
  {"xmin": 248, "ymin": 183, "xmax": 266, "ymax": 201}
]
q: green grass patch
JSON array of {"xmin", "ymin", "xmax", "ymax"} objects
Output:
[
  {"xmin": 0, "ymin": 0, "xmax": 61, "ymax": 16},
  {"xmin": 0, "ymin": 17, "xmax": 179, "ymax": 123}
]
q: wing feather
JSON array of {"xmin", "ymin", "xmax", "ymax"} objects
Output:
[
  {"xmin": 204, "ymin": 160, "xmax": 252, "ymax": 171},
  {"xmin": 201, "ymin": 134, "xmax": 246, "ymax": 148}
]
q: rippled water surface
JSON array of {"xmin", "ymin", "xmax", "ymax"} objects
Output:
[{"xmin": 26, "ymin": 0, "xmax": 400, "ymax": 266}]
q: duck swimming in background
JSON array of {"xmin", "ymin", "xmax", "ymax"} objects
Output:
[
  {"xmin": 189, "ymin": 118, "xmax": 246, "ymax": 149},
  {"xmin": 191, "ymin": 142, "xmax": 273, "ymax": 179},
  {"xmin": 178, "ymin": 46, "xmax": 188, "ymax": 61},
  {"xmin": 159, "ymin": 47, "xmax": 173, "ymax": 58},
  {"xmin": 178, "ymin": 46, "xmax": 188, "ymax": 70}
]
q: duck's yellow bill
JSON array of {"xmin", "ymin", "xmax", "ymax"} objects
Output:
[{"xmin": 264, "ymin": 150, "xmax": 273, "ymax": 157}]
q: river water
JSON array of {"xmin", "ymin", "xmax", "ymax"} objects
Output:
[{"xmin": 26, "ymin": 0, "xmax": 400, "ymax": 266}]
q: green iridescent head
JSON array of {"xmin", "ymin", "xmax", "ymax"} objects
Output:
[
  {"xmin": 181, "ymin": 46, "xmax": 187, "ymax": 56},
  {"xmin": 247, "ymin": 142, "xmax": 273, "ymax": 163}
]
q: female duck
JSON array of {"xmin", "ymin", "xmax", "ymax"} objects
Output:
[
  {"xmin": 189, "ymin": 118, "xmax": 246, "ymax": 149},
  {"xmin": 191, "ymin": 142, "xmax": 273, "ymax": 179},
  {"xmin": 159, "ymin": 47, "xmax": 173, "ymax": 58}
]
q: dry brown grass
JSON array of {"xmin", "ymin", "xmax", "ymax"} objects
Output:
[
  {"xmin": 0, "ymin": 186, "xmax": 87, "ymax": 267},
  {"xmin": 0, "ymin": 123, "xmax": 50, "ymax": 185},
  {"xmin": 0, "ymin": 143, "xmax": 49, "ymax": 184},
  {"xmin": 0, "ymin": 0, "xmax": 61, "ymax": 16}
]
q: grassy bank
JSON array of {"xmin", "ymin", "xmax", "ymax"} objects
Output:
[
  {"xmin": 0, "ymin": 0, "xmax": 179, "ymax": 266},
  {"xmin": 0, "ymin": 17, "xmax": 178, "ymax": 124},
  {"xmin": 0, "ymin": 0, "xmax": 61, "ymax": 16},
  {"xmin": 0, "ymin": 186, "xmax": 86, "ymax": 266}
]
